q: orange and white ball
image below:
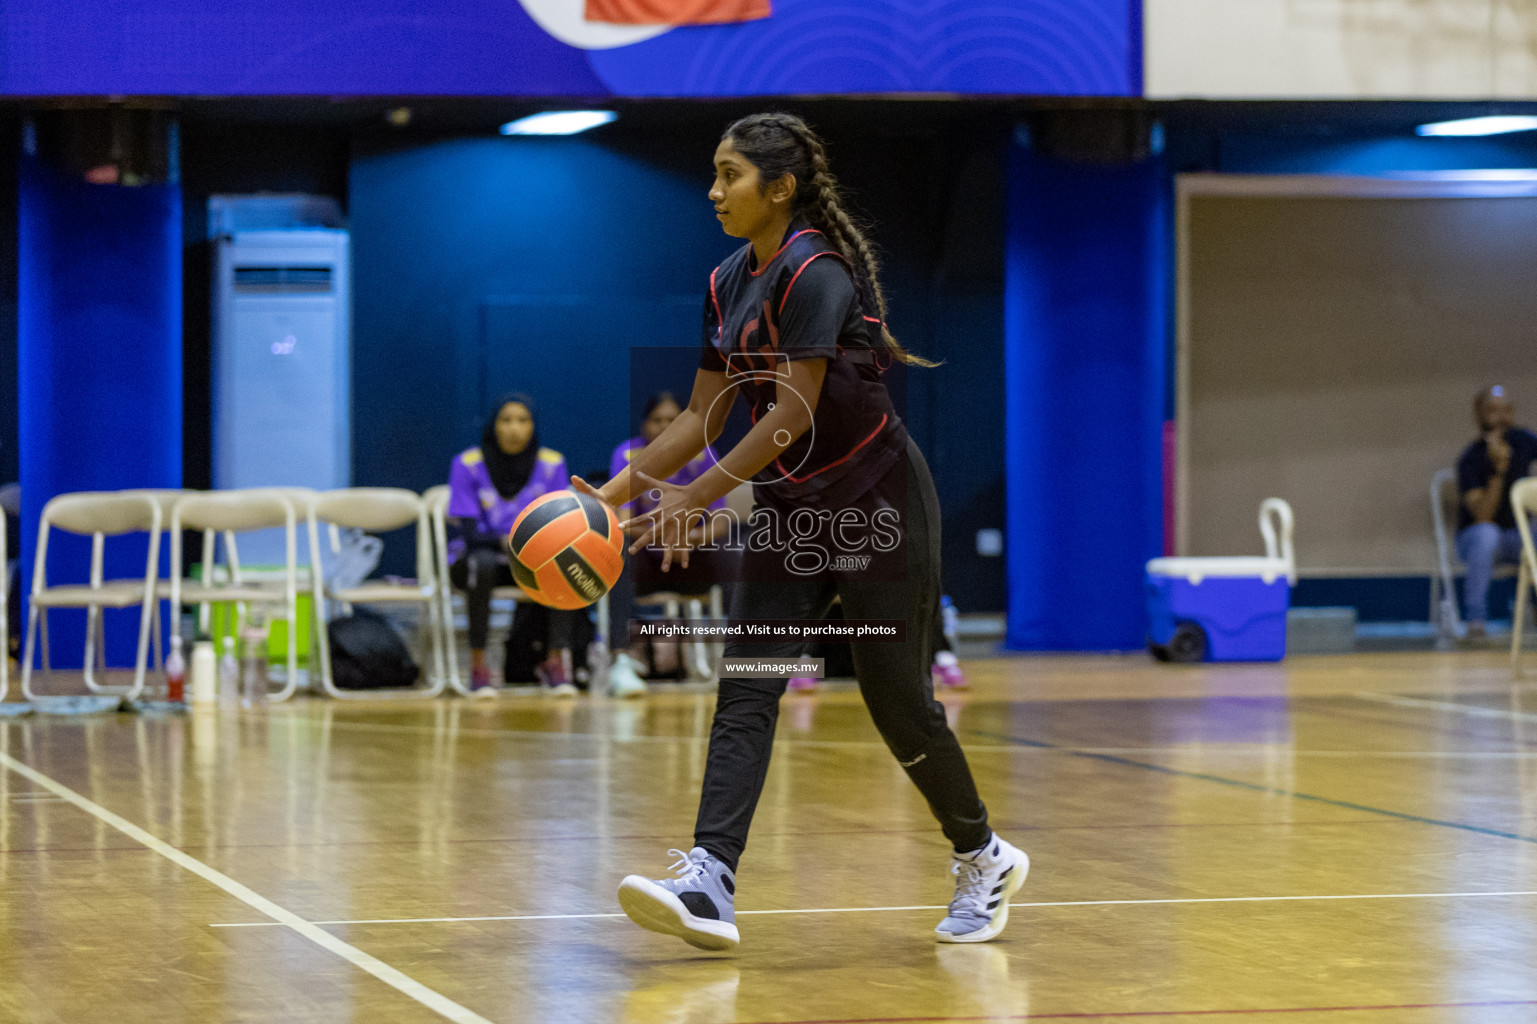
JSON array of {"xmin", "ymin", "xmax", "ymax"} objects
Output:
[{"xmin": 506, "ymin": 490, "xmax": 624, "ymax": 609}]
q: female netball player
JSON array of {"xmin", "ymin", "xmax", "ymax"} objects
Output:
[{"xmin": 573, "ymin": 113, "xmax": 1026, "ymax": 949}]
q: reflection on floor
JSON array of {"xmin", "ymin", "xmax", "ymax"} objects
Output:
[{"xmin": 3, "ymin": 649, "xmax": 1537, "ymax": 1023}]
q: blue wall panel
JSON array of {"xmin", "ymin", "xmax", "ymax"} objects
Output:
[
  {"xmin": 0, "ymin": 0, "xmax": 1138, "ymax": 97},
  {"xmin": 1004, "ymin": 145, "xmax": 1168, "ymax": 650},
  {"xmin": 349, "ymin": 138, "xmax": 735, "ymax": 516},
  {"xmin": 18, "ymin": 160, "xmax": 181, "ymax": 669}
]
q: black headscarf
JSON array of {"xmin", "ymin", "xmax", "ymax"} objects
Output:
[{"xmin": 480, "ymin": 394, "xmax": 540, "ymax": 499}]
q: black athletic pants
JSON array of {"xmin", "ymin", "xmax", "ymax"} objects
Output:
[
  {"xmin": 449, "ymin": 548, "xmax": 581, "ymax": 653},
  {"xmin": 693, "ymin": 440, "xmax": 991, "ymax": 872}
]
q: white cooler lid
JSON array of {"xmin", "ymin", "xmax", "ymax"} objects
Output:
[{"xmin": 1146, "ymin": 556, "xmax": 1290, "ymax": 585}]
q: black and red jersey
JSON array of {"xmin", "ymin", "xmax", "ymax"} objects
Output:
[{"xmin": 700, "ymin": 219, "xmax": 908, "ymax": 510}]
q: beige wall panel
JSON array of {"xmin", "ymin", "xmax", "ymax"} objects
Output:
[
  {"xmin": 1184, "ymin": 194, "xmax": 1537, "ymax": 572},
  {"xmin": 1147, "ymin": 0, "xmax": 1537, "ymax": 98}
]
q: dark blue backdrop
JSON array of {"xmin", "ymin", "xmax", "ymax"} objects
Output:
[
  {"xmin": 1004, "ymin": 143, "xmax": 1169, "ymax": 650},
  {"xmin": 18, "ymin": 159, "xmax": 181, "ymax": 670},
  {"xmin": 0, "ymin": 0, "xmax": 1139, "ymax": 97},
  {"xmin": 350, "ymin": 137, "xmax": 736, "ymax": 502}
]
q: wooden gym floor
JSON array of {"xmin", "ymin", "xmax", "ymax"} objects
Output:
[{"xmin": 3, "ymin": 650, "xmax": 1537, "ymax": 1023}]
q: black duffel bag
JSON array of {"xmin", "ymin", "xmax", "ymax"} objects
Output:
[{"xmin": 327, "ymin": 608, "xmax": 420, "ymax": 690}]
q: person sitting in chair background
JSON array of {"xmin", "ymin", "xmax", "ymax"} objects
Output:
[
  {"xmin": 448, "ymin": 394, "xmax": 585, "ymax": 695},
  {"xmin": 1456, "ymin": 385, "xmax": 1537, "ymax": 639}
]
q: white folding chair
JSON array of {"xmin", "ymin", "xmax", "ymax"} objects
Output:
[
  {"xmin": 307, "ymin": 488, "xmax": 446, "ymax": 699},
  {"xmin": 1510, "ymin": 479, "xmax": 1537, "ymax": 677},
  {"xmin": 121, "ymin": 489, "xmax": 205, "ymax": 669},
  {"xmin": 169, "ymin": 490, "xmax": 302, "ymax": 702},
  {"xmin": 1, "ymin": 497, "xmax": 9, "ymax": 702},
  {"xmin": 425, "ymin": 486, "xmax": 472, "ymax": 695},
  {"xmin": 21, "ymin": 491, "xmax": 163, "ymax": 702},
  {"xmin": 1431, "ymin": 468, "xmax": 1521, "ymax": 639}
]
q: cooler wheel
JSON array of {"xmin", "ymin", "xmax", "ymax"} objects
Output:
[{"xmin": 1168, "ymin": 622, "xmax": 1207, "ymax": 663}]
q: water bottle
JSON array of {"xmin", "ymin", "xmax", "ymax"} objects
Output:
[
  {"xmin": 164, "ymin": 635, "xmax": 186, "ymax": 703},
  {"xmin": 240, "ymin": 613, "xmax": 269, "ymax": 709},
  {"xmin": 218, "ymin": 636, "xmax": 241, "ymax": 706},
  {"xmin": 190, "ymin": 640, "xmax": 218, "ymax": 704},
  {"xmin": 940, "ymin": 594, "xmax": 960, "ymax": 650}
]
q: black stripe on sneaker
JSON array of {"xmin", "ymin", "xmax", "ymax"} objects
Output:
[
  {"xmin": 999, "ymin": 866, "xmax": 1012, "ymax": 879},
  {"xmin": 722, "ymin": 874, "xmax": 735, "ymax": 896},
  {"xmin": 678, "ymin": 892, "xmax": 720, "ymax": 921},
  {"xmin": 988, "ymin": 898, "xmax": 1001, "ymax": 910},
  {"xmin": 991, "ymin": 885, "xmax": 1003, "ymax": 895}
]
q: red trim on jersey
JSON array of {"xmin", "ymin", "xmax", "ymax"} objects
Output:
[
  {"xmin": 749, "ymin": 229, "xmax": 819, "ymax": 277},
  {"xmin": 709, "ymin": 267, "xmax": 723, "ymax": 329},
  {"xmin": 774, "ymin": 413, "xmax": 889, "ymax": 484},
  {"xmin": 777, "ymin": 250, "xmax": 844, "ymax": 317},
  {"xmin": 761, "ymin": 298, "xmax": 780, "ymax": 350}
]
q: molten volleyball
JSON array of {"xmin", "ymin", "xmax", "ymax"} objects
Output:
[{"xmin": 507, "ymin": 490, "xmax": 624, "ymax": 609}]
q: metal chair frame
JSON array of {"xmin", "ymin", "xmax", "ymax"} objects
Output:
[
  {"xmin": 1509, "ymin": 479, "xmax": 1537, "ymax": 678},
  {"xmin": 426, "ymin": 485, "xmax": 534, "ymax": 696},
  {"xmin": 169, "ymin": 490, "xmax": 303, "ymax": 702},
  {"xmin": 307, "ymin": 487, "xmax": 447, "ymax": 699},
  {"xmin": 1431, "ymin": 468, "xmax": 1521, "ymax": 638},
  {"xmin": 1, "ymin": 499, "xmax": 9, "ymax": 701},
  {"xmin": 21, "ymin": 491, "xmax": 163, "ymax": 702}
]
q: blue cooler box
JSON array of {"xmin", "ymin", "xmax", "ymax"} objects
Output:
[{"xmin": 1146, "ymin": 557, "xmax": 1290, "ymax": 662}]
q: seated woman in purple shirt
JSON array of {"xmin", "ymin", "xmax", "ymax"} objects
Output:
[
  {"xmin": 448, "ymin": 395, "xmax": 583, "ymax": 695},
  {"xmin": 605, "ymin": 392, "xmax": 730, "ymax": 696}
]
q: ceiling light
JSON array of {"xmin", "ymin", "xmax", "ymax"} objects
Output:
[
  {"xmin": 500, "ymin": 111, "xmax": 617, "ymax": 136},
  {"xmin": 1415, "ymin": 116, "xmax": 1537, "ymax": 137}
]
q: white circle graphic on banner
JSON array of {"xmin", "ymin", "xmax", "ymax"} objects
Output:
[{"xmin": 518, "ymin": 0, "xmax": 670, "ymax": 49}]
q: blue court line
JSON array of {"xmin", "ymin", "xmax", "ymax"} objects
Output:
[{"xmin": 968, "ymin": 730, "xmax": 1537, "ymax": 846}]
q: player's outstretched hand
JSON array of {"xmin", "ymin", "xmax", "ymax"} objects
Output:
[
  {"xmin": 619, "ymin": 471, "xmax": 702, "ymax": 572},
  {"xmin": 570, "ymin": 475, "xmax": 620, "ymax": 509}
]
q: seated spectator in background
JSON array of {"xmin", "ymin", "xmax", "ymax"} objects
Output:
[
  {"xmin": 1457, "ymin": 385, "xmax": 1537, "ymax": 639},
  {"xmin": 448, "ymin": 395, "xmax": 584, "ymax": 695},
  {"xmin": 605, "ymin": 392, "xmax": 730, "ymax": 697}
]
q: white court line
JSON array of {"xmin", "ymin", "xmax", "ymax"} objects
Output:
[
  {"xmin": 256, "ymin": 714, "xmax": 1537, "ymax": 758},
  {"xmin": 9, "ymin": 795, "xmax": 70, "ymax": 802},
  {"xmin": 0, "ymin": 751, "xmax": 494, "ymax": 1024},
  {"xmin": 1357, "ymin": 692, "xmax": 1537, "ymax": 723},
  {"xmin": 209, "ymin": 889, "xmax": 1537, "ymax": 928}
]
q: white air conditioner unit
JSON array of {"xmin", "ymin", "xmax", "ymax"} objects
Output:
[{"xmin": 212, "ymin": 228, "xmax": 350, "ymax": 562}]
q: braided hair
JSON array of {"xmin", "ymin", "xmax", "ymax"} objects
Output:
[{"xmin": 724, "ymin": 113, "xmax": 935, "ymax": 367}]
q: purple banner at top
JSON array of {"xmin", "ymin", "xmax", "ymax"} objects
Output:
[{"xmin": 0, "ymin": 0, "xmax": 1137, "ymax": 97}]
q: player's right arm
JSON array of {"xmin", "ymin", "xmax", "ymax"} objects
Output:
[{"xmin": 580, "ymin": 368, "xmax": 735, "ymax": 510}]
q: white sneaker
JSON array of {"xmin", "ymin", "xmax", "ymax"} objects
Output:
[
  {"xmin": 619, "ymin": 847, "xmax": 740, "ymax": 951},
  {"xmin": 935, "ymin": 834, "xmax": 1029, "ymax": 943},
  {"xmin": 608, "ymin": 652, "xmax": 647, "ymax": 699}
]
